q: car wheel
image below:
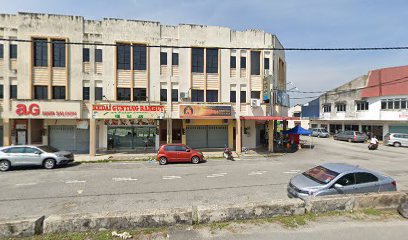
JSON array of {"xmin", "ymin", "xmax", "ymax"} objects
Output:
[
  {"xmin": 191, "ymin": 156, "xmax": 200, "ymax": 164},
  {"xmin": 0, "ymin": 160, "xmax": 11, "ymax": 172},
  {"xmin": 317, "ymin": 135, "xmax": 321, "ymax": 138},
  {"xmin": 43, "ymin": 159, "xmax": 56, "ymax": 169},
  {"xmin": 159, "ymin": 157, "xmax": 168, "ymax": 165},
  {"xmin": 394, "ymin": 142, "xmax": 402, "ymax": 147}
]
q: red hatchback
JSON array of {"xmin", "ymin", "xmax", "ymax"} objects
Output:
[{"xmin": 156, "ymin": 144, "xmax": 204, "ymax": 165}]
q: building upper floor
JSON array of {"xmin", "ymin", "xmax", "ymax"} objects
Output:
[
  {"xmin": 318, "ymin": 65, "xmax": 408, "ymax": 121},
  {"xmin": 0, "ymin": 12, "xmax": 287, "ymax": 115}
]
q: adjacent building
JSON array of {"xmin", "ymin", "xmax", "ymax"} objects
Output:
[
  {"xmin": 311, "ymin": 65, "xmax": 408, "ymax": 140},
  {"xmin": 0, "ymin": 12, "xmax": 290, "ymax": 155}
]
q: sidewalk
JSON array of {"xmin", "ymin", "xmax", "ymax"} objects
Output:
[{"xmin": 74, "ymin": 149, "xmax": 284, "ymax": 162}]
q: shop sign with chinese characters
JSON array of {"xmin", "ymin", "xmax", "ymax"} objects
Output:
[
  {"xmin": 11, "ymin": 101, "xmax": 81, "ymax": 119},
  {"xmin": 92, "ymin": 104, "xmax": 165, "ymax": 119}
]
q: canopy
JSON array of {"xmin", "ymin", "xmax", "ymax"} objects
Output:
[{"xmin": 282, "ymin": 125, "xmax": 312, "ymax": 135}]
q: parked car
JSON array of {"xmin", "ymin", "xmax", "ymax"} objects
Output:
[
  {"xmin": 333, "ymin": 131, "xmax": 367, "ymax": 142},
  {"xmin": 156, "ymin": 144, "xmax": 204, "ymax": 165},
  {"xmin": 384, "ymin": 133, "xmax": 408, "ymax": 147},
  {"xmin": 0, "ymin": 145, "xmax": 74, "ymax": 172},
  {"xmin": 311, "ymin": 128, "xmax": 330, "ymax": 138},
  {"xmin": 287, "ymin": 163, "xmax": 397, "ymax": 199}
]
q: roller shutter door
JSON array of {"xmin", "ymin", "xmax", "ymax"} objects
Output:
[
  {"xmin": 186, "ymin": 125, "xmax": 228, "ymax": 148},
  {"xmin": 49, "ymin": 126, "xmax": 99, "ymax": 153},
  {"xmin": 389, "ymin": 125, "xmax": 408, "ymax": 134}
]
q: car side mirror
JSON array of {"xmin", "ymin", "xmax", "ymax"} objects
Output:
[
  {"xmin": 35, "ymin": 151, "xmax": 42, "ymax": 155},
  {"xmin": 334, "ymin": 183, "xmax": 343, "ymax": 189},
  {"xmin": 186, "ymin": 149, "xmax": 190, "ymax": 152}
]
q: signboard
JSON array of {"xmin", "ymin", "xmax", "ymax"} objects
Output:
[
  {"xmin": 263, "ymin": 75, "xmax": 272, "ymax": 102},
  {"xmin": 92, "ymin": 104, "xmax": 165, "ymax": 119},
  {"xmin": 274, "ymin": 90, "xmax": 290, "ymax": 107},
  {"xmin": 11, "ymin": 101, "xmax": 81, "ymax": 119},
  {"xmin": 179, "ymin": 105, "xmax": 232, "ymax": 119},
  {"xmin": 399, "ymin": 113, "xmax": 408, "ymax": 120}
]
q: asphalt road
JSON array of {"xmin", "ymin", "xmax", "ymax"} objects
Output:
[{"xmin": 0, "ymin": 137, "xmax": 407, "ymax": 220}]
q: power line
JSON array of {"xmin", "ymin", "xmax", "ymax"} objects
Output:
[{"xmin": 1, "ymin": 38, "xmax": 408, "ymax": 51}]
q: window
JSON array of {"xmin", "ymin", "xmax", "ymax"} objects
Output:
[
  {"xmin": 117, "ymin": 44, "xmax": 131, "ymax": 70},
  {"xmin": 323, "ymin": 104, "xmax": 331, "ymax": 112},
  {"xmin": 240, "ymin": 56, "xmax": 246, "ymax": 69},
  {"xmin": 394, "ymin": 99, "xmax": 400, "ymax": 109},
  {"xmin": 264, "ymin": 58, "xmax": 270, "ymax": 70},
  {"xmin": 83, "ymin": 48, "xmax": 90, "ymax": 62},
  {"xmin": 7, "ymin": 147, "xmax": 25, "ymax": 154},
  {"xmin": 160, "ymin": 89, "xmax": 167, "ymax": 102},
  {"xmin": 355, "ymin": 172, "xmax": 378, "ymax": 184},
  {"xmin": 356, "ymin": 101, "xmax": 369, "ymax": 111},
  {"xmin": 335, "ymin": 173, "xmax": 355, "ymax": 186},
  {"xmin": 206, "ymin": 48, "xmax": 218, "ymax": 73},
  {"xmin": 251, "ymin": 91, "xmax": 260, "ymax": 99},
  {"xmin": 191, "ymin": 48, "xmax": 204, "ymax": 73},
  {"xmin": 164, "ymin": 145, "xmax": 177, "ymax": 151},
  {"xmin": 240, "ymin": 91, "xmax": 247, "ymax": 103},
  {"xmin": 206, "ymin": 90, "xmax": 218, "ymax": 102},
  {"xmin": 34, "ymin": 39, "xmax": 48, "ymax": 67},
  {"xmin": 176, "ymin": 146, "xmax": 187, "ymax": 151},
  {"xmin": 172, "ymin": 89, "xmax": 178, "ymax": 102},
  {"xmin": 95, "ymin": 87, "xmax": 103, "ymax": 100},
  {"xmin": 24, "ymin": 147, "xmax": 38, "ymax": 154},
  {"xmin": 0, "ymin": 85, "xmax": 3, "ymax": 99},
  {"xmin": 133, "ymin": 88, "xmax": 147, "ymax": 101},
  {"xmin": 336, "ymin": 103, "xmax": 346, "ymax": 112},
  {"xmin": 10, "ymin": 85, "xmax": 17, "ymax": 99},
  {"xmin": 172, "ymin": 53, "xmax": 179, "ymax": 66},
  {"xmin": 230, "ymin": 91, "xmax": 236, "ymax": 102},
  {"xmin": 160, "ymin": 52, "xmax": 167, "ymax": 66},
  {"xmin": 191, "ymin": 89, "xmax": 204, "ymax": 102},
  {"xmin": 95, "ymin": 49, "xmax": 103, "ymax": 63},
  {"xmin": 10, "ymin": 44, "xmax": 17, "ymax": 59},
  {"xmin": 387, "ymin": 99, "xmax": 393, "ymax": 109},
  {"xmin": 381, "ymin": 99, "xmax": 387, "ymax": 110},
  {"xmin": 230, "ymin": 56, "xmax": 236, "ymax": 68},
  {"xmin": 52, "ymin": 86, "xmax": 65, "ymax": 99},
  {"xmin": 0, "ymin": 44, "xmax": 3, "ymax": 58},
  {"xmin": 83, "ymin": 87, "xmax": 90, "ymax": 100},
  {"xmin": 133, "ymin": 45, "xmax": 146, "ymax": 70},
  {"xmin": 52, "ymin": 40, "xmax": 65, "ymax": 67},
  {"xmin": 401, "ymin": 98, "xmax": 407, "ymax": 109},
  {"xmin": 34, "ymin": 86, "xmax": 48, "ymax": 100},
  {"xmin": 250, "ymin": 51, "xmax": 260, "ymax": 75},
  {"xmin": 117, "ymin": 88, "xmax": 130, "ymax": 101}
]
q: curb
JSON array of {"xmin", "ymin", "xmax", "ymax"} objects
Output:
[{"xmin": 1, "ymin": 192, "xmax": 406, "ymax": 237}]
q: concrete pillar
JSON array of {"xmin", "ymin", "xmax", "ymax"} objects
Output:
[
  {"xmin": 2, "ymin": 118, "xmax": 11, "ymax": 146},
  {"xmin": 89, "ymin": 119, "xmax": 97, "ymax": 156},
  {"xmin": 268, "ymin": 120, "xmax": 274, "ymax": 152},
  {"xmin": 358, "ymin": 122, "xmax": 362, "ymax": 132},
  {"xmin": 236, "ymin": 119, "xmax": 242, "ymax": 154},
  {"xmin": 167, "ymin": 119, "xmax": 172, "ymax": 144},
  {"xmin": 182, "ymin": 120, "xmax": 186, "ymax": 144},
  {"xmin": 228, "ymin": 120, "xmax": 234, "ymax": 149}
]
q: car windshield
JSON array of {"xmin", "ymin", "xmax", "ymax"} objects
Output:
[
  {"xmin": 303, "ymin": 166, "xmax": 339, "ymax": 184},
  {"xmin": 37, "ymin": 145, "xmax": 60, "ymax": 153},
  {"xmin": 321, "ymin": 129, "xmax": 328, "ymax": 133}
]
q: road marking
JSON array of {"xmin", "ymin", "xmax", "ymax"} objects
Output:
[
  {"xmin": 65, "ymin": 180, "xmax": 86, "ymax": 184},
  {"xmin": 248, "ymin": 171, "xmax": 268, "ymax": 175},
  {"xmin": 113, "ymin": 162, "xmax": 142, "ymax": 165},
  {"xmin": 162, "ymin": 176, "xmax": 182, "ymax": 180},
  {"xmin": 207, "ymin": 173, "xmax": 227, "ymax": 178},
  {"xmin": 15, "ymin": 183, "xmax": 37, "ymax": 186},
  {"xmin": 112, "ymin": 177, "xmax": 138, "ymax": 182},
  {"xmin": 284, "ymin": 171, "xmax": 299, "ymax": 174},
  {"xmin": 77, "ymin": 190, "xmax": 83, "ymax": 194}
]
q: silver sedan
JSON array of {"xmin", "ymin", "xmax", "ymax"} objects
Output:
[
  {"xmin": 0, "ymin": 145, "xmax": 74, "ymax": 171},
  {"xmin": 287, "ymin": 163, "xmax": 397, "ymax": 199}
]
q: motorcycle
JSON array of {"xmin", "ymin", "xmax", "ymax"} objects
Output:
[
  {"xmin": 368, "ymin": 143, "xmax": 378, "ymax": 150},
  {"xmin": 223, "ymin": 145, "xmax": 234, "ymax": 160}
]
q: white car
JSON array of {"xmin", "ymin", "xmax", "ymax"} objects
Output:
[{"xmin": 0, "ymin": 145, "xmax": 74, "ymax": 171}]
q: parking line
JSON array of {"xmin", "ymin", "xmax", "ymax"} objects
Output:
[
  {"xmin": 15, "ymin": 183, "xmax": 37, "ymax": 186},
  {"xmin": 207, "ymin": 173, "xmax": 227, "ymax": 178},
  {"xmin": 248, "ymin": 171, "xmax": 268, "ymax": 176},
  {"xmin": 65, "ymin": 180, "xmax": 87, "ymax": 184},
  {"xmin": 162, "ymin": 176, "xmax": 182, "ymax": 180},
  {"xmin": 112, "ymin": 177, "xmax": 138, "ymax": 182}
]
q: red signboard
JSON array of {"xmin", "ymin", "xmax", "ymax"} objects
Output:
[
  {"xmin": 92, "ymin": 105, "xmax": 165, "ymax": 112},
  {"xmin": 12, "ymin": 101, "xmax": 81, "ymax": 119}
]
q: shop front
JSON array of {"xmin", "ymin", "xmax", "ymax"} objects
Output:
[
  {"xmin": 92, "ymin": 104, "xmax": 164, "ymax": 151},
  {"xmin": 179, "ymin": 105, "xmax": 233, "ymax": 149}
]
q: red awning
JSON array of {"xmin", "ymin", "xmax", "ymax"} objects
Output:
[{"xmin": 240, "ymin": 116, "xmax": 300, "ymax": 121}]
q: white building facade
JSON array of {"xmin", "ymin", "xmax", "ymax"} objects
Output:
[{"xmin": 0, "ymin": 12, "xmax": 290, "ymax": 155}]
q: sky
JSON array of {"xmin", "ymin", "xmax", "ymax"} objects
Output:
[{"xmin": 2, "ymin": 0, "xmax": 408, "ymax": 105}]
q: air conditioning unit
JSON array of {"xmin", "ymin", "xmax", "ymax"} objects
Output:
[
  {"xmin": 264, "ymin": 69, "xmax": 272, "ymax": 76},
  {"xmin": 180, "ymin": 92, "xmax": 189, "ymax": 99},
  {"xmin": 250, "ymin": 98, "xmax": 261, "ymax": 107}
]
